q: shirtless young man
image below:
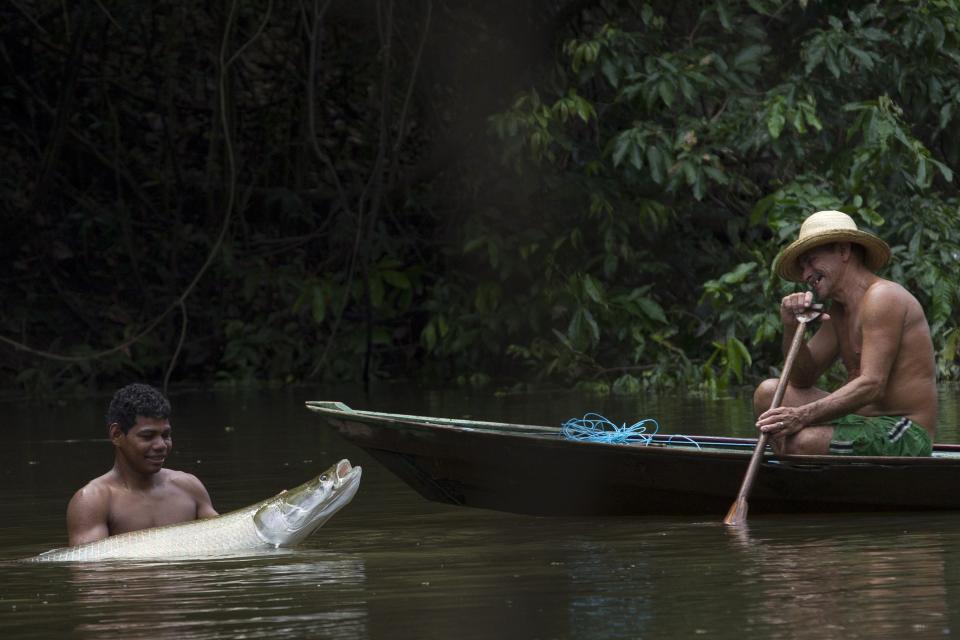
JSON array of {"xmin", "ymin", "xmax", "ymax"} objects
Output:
[
  {"xmin": 753, "ymin": 210, "xmax": 938, "ymax": 456},
  {"xmin": 66, "ymin": 383, "xmax": 218, "ymax": 545}
]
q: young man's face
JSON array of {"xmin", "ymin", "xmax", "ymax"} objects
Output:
[{"xmin": 111, "ymin": 416, "xmax": 173, "ymax": 475}]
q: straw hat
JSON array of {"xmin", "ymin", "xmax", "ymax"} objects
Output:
[{"xmin": 773, "ymin": 210, "xmax": 891, "ymax": 282}]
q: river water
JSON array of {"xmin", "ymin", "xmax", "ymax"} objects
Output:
[{"xmin": 1, "ymin": 384, "xmax": 959, "ymax": 639}]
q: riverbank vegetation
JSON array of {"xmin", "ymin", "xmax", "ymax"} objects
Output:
[{"xmin": 2, "ymin": 0, "xmax": 958, "ymax": 396}]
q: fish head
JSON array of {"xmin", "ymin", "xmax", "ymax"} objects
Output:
[{"xmin": 253, "ymin": 459, "xmax": 362, "ymax": 547}]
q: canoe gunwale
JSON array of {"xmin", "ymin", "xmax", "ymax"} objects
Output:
[{"xmin": 305, "ymin": 401, "xmax": 960, "ymax": 466}]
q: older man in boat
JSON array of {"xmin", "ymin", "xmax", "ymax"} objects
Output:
[
  {"xmin": 753, "ymin": 210, "xmax": 938, "ymax": 456},
  {"xmin": 66, "ymin": 383, "xmax": 218, "ymax": 545}
]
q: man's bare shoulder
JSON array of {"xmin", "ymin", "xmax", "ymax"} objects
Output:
[
  {"xmin": 66, "ymin": 472, "xmax": 120, "ymax": 545},
  {"xmin": 163, "ymin": 468, "xmax": 205, "ymax": 490},
  {"xmin": 69, "ymin": 471, "xmax": 119, "ymax": 505},
  {"xmin": 865, "ymin": 278, "xmax": 912, "ymax": 300},
  {"xmin": 164, "ymin": 469, "xmax": 218, "ymax": 517},
  {"xmin": 862, "ymin": 279, "xmax": 922, "ymax": 315}
]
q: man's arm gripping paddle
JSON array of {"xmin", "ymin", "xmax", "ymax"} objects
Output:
[{"xmin": 723, "ymin": 304, "xmax": 822, "ymax": 526}]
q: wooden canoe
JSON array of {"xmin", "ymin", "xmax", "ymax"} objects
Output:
[{"xmin": 305, "ymin": 401, "xmax": 960, "ymax": 517}]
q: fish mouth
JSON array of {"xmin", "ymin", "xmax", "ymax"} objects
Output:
[
  {"xmin": 335, "ymin": 459, "xmax": 357, "ymax": 486},
  {"xmin": 328, "ymin": 459, "xmax": 362, "ymax": 508}
]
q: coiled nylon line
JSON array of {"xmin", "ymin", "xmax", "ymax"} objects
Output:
[{"xmin": 561, "ymin": 413, "xmax": 702, "ymax": 449}]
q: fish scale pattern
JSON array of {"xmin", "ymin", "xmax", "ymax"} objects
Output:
[{"xmin": 28, "ymin": 506, "xmax": 265, "ymax": 562}]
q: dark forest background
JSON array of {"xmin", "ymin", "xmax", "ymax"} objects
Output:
[{"xmin": 1, "ymin": 0, "xmax": 958, "ymax": 397}]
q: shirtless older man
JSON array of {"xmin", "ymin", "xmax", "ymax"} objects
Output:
[
  {"xmin": 754, "ymin": 210, "xmax": 938, "ymax": 456},
  {"xmin": 66, "ymin": 383, "xmax": 218, "ymax": 545}
]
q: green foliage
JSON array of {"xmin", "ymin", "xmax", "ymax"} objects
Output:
[
  {"xmin": 469, "ymin": 0, "xmax": 960, "ymax": 392},
  {"xmin": 2, "ymin": 0, "xmax": 958, "ymax": 396}
]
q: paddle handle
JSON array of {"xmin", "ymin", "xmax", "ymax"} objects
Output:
[
  {"xmin": 768, "ymin": 322, "xmax": 807, "ymax": 412},
  {"xmin": 723, "ymin": 321, "xmax": 808, "ymax": 526}
]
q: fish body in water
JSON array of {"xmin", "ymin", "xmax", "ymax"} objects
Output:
[{"xmin": 26, "ymin": 459, "xmax": 361, "ymax": 562}]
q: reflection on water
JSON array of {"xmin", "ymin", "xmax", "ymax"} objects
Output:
[
  {"xmin": 64, "ymin": 553, "xmax": 368, "ymax": 640},
  {"xmin": 2, "ymin": 384, "xmax": 960, "ymax": 639},
  {"xmin": 726, "ymin": 517, "xmax": 952, "ymax": 638}
]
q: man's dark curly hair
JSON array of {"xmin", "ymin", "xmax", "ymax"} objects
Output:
[{"xmin": 106, "ymin": 383, "xmax": 171, "ymax": 433}]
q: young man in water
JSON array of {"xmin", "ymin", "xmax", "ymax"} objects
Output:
[
  {"xmin": 753, "ymin": 210, "xmax": 938, "ymax": 456},
  {"xmin": 66, "ymin": 383, "xmax": 218, "ymax": 545}
]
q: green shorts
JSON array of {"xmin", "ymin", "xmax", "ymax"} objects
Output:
[{"xmin": 828, "ymin": 415, "xmax": 932, "ymax": 457}]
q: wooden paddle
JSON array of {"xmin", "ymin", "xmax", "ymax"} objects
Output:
[{"xmin": 723, "ymin": 304, "xmax": 822, "ymax": 526}]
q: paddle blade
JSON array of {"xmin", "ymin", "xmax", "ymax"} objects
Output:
[{"xmin": 723, "ymin": 497, "xmax": 748, "ymax": 526}]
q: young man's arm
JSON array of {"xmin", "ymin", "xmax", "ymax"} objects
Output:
[{"xmin": 66, "ymin": 484, "xmax": 111, "ymax": 546}]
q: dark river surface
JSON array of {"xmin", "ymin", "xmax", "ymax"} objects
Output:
[{"xmin": 2, "ymin": 383, "xmax": 959, "ymax": 639}]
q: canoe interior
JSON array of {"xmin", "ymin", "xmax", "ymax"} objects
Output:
[{"xmin": 305, "ymin": 401, "xmax": 960, "ymax": 517}]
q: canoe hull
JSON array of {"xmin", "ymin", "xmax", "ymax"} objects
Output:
[{"xmin": 307, "ymin": 402, "xmax": 960, "ymax": 517}]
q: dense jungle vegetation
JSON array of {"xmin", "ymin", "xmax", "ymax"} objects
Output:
[{"xmin": 1, "ymin": 0, "xmax": 958, "ymax": 397}]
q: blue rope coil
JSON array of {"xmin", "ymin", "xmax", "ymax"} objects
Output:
[{"xmin": 561, "ymin": 412, "xmax": 701, "ymax": 449}]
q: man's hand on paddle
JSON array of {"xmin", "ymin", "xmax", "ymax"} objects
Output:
[
  {"xmin": 756, "ymin": 405, "xmax": 808, "ymax": 440},
  {"xmin": 780, "ymin": 291, "xmax": 830, "ymax": 326}
]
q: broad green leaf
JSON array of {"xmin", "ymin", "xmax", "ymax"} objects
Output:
[
  {"xmin": 601, "ymin": 58, "xmax": 619, "ymax": 87},
  {"xmin": 804, "ymin": 39, "xmax": 826, "ymax": 74},
  {"xmin": 733, "ymin": 44, "xmax": 770, "ymax": 70},
  {"xmin": 717, "ymin": 1, "xmax": 732, "ymax": 30},
  {"xmin": 845, "ymin": 45, "xmax": 874, "ymax": 70},
  {"xmin": 933, "ymin": 278, "xmax": 953, "ymax": 325},
  {"xmin": 692, "ymin": 170, "xmax": 706, "ymax": 200},
  {"xmin": 930, "ymin": 157, "xmax": 954, "ymax": 182},
  {"xmin": 767, "ymin": 102, "xmax": 786, "ymax": 139},
  {"xmin": 860, "ymin": 27, "xmax": 888, "ymax": 42},
  {"xmin": 640, "ymin": 4, "xmax": 654, "ymax": 25},
  {"xmin": 582, "ymin": 274, "xmax": 604, "ymax": 304},
  {"xmin": 792, "ymin": 107, "xmax": 806, "ymax": 134},
  {"xmin": 802, "ymin": 104, "xmax": 823, "ymax": 131},
  {"xmin": 658, "ymin": 80, "xmax": 675, "ymax": 107},
  {"xmin": 612, "ymin": 133, "xmax": 631, "ymax": 167},
  {"xmin": 630, "ymin": 140, "xmax": 644, "ymax": 171},
  {"xmin": 939, "ymin": 103, "xmax": 953, "ymax": 131},
  {"xmin": 931, "ymin": 18, "xmax": 946, "ymax": 48},
  {"xmin": 647, "ymin": 145, "xmax": 665, "ymax": 184},
  {"xmin": 825, "ymin": 49, "xmax": 841, "ymax": 78},
  {"xmin": 703, "ymin": 166, "xmax": 728, "ymax": 185},
  {"xmin": 679, "ymin": 76, "xmax": 696, "ymax": 103},
  {"xmin": 726, "ymin": 337, "xmax": 752, "ymax": 382},
  {"xmin": 636, "ymin": 296, "xmax": 667, "ymax": 324},
  {"xmin": 567, "ymin": 307, "xmax": 599, "ymax": 349},
  {"xmin": 916, "ymin": 157, "xmax": 928, "ymax": 187},
  {"xmin": 722, "ymin": 262, "xmax": 757, "ymax": 284}
]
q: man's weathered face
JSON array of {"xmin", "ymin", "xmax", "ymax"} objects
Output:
[
  {"xmin": 111, "ymin": 416, "xmax": 172, "ymax": 475},
  {"xmin": 798, "ymin": 243, "xmax": 843, "ymax": 296}
]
